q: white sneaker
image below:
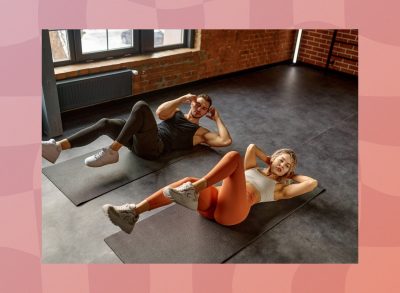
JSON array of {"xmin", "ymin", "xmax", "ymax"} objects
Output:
[
  {"xmin": 102, "ymin": 203, "xmax": 139, "ymax": 234},
  {"xmin": 42, "ymin": 139, "xmax": 62, "ymax": 163},
  {"xmin": 85, "ymin": 148, "xmax": 119, "ymax": 167},
  {"xmin": 163, "ymin": 182, "xmax": 199, "ymax": 210}
]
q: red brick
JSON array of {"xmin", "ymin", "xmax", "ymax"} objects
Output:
[{"xmin": 349, "ymin": 65, "xmax": 358, "ymax": 71}]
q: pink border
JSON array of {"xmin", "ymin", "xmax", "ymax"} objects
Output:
[{"xmin": 1, "ymin": 0, "xmax": 399, "ymax": 292}]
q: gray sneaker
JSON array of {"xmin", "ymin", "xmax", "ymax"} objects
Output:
[
  {"xmin": 102, "ymin": 203, "xmax": 139, "ymax": 234},
  {"xmin": 163, "ymin": 182, "xmax": 199, "ymax": 210},
  {"xmin": 42, "ymin": 139, "xmax": 61, "ymax": 163},
  {"xmin": 85, "ymin": 148, "xmax": 119, "ymax": 167}
]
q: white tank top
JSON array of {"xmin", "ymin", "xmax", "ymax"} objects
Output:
[{"xmin": 245, "ymin": 168, "xmax": 276, "ymax": 202}]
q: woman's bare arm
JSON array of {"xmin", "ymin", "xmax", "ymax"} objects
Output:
[
  {"xmin": 278, "ymin": 174, "xmax": 318, "ymax": 199},
  {"xmin": 244, "ymin": 144, "xmax": 271, "ymax": 170}
]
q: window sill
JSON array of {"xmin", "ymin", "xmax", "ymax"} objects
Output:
[{"xmin": 54, "ymin": 47, "xmax": 200, "ymax": 80}]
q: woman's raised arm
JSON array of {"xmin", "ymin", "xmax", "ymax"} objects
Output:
[
  {"xmin": 278, "ymin": 174, "xmax": 318, "ymax": 199},
  {"xmin": 244, "ymin": 144, "xmax": 270, "ymax": 170}
]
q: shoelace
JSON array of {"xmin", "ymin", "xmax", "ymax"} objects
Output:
[
  {"xmin": 176, "ymin": 182, "xmax": 192, "ymax": 191},
  {"xmin": 94, "ymin": 149, "xmax": 106, "ymax": 159},
  {"xmin": 116, "ymin": 204, "xmax": 136, "ymax": 213},
  {"xmin": 175, "ymin": 183, "xmax": 196, "ymax": 200},
  {"xmin": 115, "ymin": 204, "xmax": 131, "ymax": 212},
  {"xmin": 43, "ymin": 140, "xmax": 55, "ymax": 145}
]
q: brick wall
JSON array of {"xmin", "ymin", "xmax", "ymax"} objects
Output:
[
  {"xmin": 132, "ymin": 30, "xmax": 295, "ymax": 94},
  {"xmin": 298, "ymin": 29, "xmax": 358, "ymax": 76},
  {"xmin": 55, "ymin": 30, "xmax": 296, "ymax": 95}
]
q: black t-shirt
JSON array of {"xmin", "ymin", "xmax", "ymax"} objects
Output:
[{"xmin": 157, "ymin": 111, "xmax": 200, "ymax": 152}]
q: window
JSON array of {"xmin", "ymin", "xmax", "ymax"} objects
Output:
[
  {"xmin": 49, "ymin": 30, "xmax": 71, "ymax": 63},
  {"xmin": 155, "ymin": 29, "xmax": 184, "ymax": 48},
  {"xmin": 49, "ymin": 29, "xmax": 195, "ymax": 66}
]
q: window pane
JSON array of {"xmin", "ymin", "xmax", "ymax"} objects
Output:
[
  {"xmin": 81, "ymin": 29, "xmax": 107, "ymax": 54},
  {"xmin": 154, "ymin": 29, "xmax": 183, "ymax": 48},
  {"xmin": 49, "ymin": 30, "xmax": 70, "ymax": 62},
  {"xmin": 109, "ymin": 29, "xmax": 133, "ymax": 50}
]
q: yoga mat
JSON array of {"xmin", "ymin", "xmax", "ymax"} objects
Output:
[
  {"xmin": 42, "ymin": 146, "xmax": 211, "ymax": 206},
  {"xmin": 105, "ymin": 186, "xmax": 325, "ymax": 263}
]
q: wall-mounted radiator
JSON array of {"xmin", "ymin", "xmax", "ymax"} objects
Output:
[{"xmin": 56, "ymin": 69, "xmax": 133, "ymax": 112}]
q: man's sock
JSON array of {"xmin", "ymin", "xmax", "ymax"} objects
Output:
[
  {"xmin": 110, "ymin": 141, "xmax": 123, "ymax": 152},
  {"xmin": 58, "ymin": 139, "xmax": 71, "ymax": 150}
]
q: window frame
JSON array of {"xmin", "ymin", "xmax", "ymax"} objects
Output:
[
  {"xmin": 49, "ymin": 30, "xmax": 76, "ymax": 67},
  {"xmin": 140, "ymin": 29, "xmax": 194, "ymax": 53},
  {"xmin": 74, "ymin": 30, "xmax": 140, "ymax": 62},
  {"xmin": 51, "ymin": 29, "xmax": 195, "ymax": 67}
]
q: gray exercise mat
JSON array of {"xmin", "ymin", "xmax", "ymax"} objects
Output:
[
  {"xmin": 105, "ymin": 186, "xmax": 325, "ymax": 263},
  {"xmin": 42, "ymin": 146, "xmax": 211, "ymax": 206}
]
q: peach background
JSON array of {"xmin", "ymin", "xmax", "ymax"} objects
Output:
[{"xmin": 1, "ymin": 0, "xmax": 399, "ymax": 292}]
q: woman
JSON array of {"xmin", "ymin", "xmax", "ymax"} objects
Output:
[{"xmin": 103, "ymin": 144, "xmax": 318, "ymax": 233}]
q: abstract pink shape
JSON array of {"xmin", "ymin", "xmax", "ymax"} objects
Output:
[
  {"xmin": 293, "ymin": 21, "xmax": 340, "ymax": 28},
  {"xmin": 155, "ymin": 0, "xmax": 204, "ymax": 9},
  {"xmin": 359, "ymin": 36, "xmax": 400, "ymax": 97},
  {"xmin": 41, "ymin": 265, "xmax": 90, "ymax": 293},
  {"xmin": 33, "ymin": 189, "xmax": 41, "ymax": 251},
  {"xmin": 193, "ymin": 265, "xmax": 235, "ymax": 293},
  {"xmin": 39, "ymin": 0, "xmax": 87, "ymax": 27},
  {"xmin": 0, "ymin": 248, "xmax": 41, "ymax": 292},
  {"xmin": 359, "ymin": 96, "xmax": 400, "ymax": 146},
  {"xmin": 150, "ymin": 265, "xmax": 193, "ymax": 292},
  {"xmin": 359, "ymin": 141, "xmax": 400, "ymax": 197},
  {"xmin": 204, "ymin": 0, "xmax": 250, "ymax": 28},
  {"xmin": 129, "ymin": 0, "xmax": 156, "ymax": 7},
  {"xmin": 346, "ymin": 248, "xmax": 400, "ymax": 293},
  {"xmin": 88, "ymin": 265, "xmax": 150, "ymax": 292},
  {"xmin": 0, "ymin": 191, "xmax": 40, "ymax": 255},
  {"xmin": 232, "ymin": 265, "xmax": 298, "ymax": 293},
  {"xmin": 87, "ymin": 0, "xmax": 158, "ymax": 27},
  {"xmin": 33, "ymin": 148, "xmax": 41, "ymax": 191},
  {"xmin": 293, "ymin": 0, "xmax": 345, "ymax": 27},
  {"xmin": 292, "ymin": 265, "xmax": 350, "ymax": 293},
  {"xmin": 360, "ymin": 184, "xmax": 400, "ymax": 247},
  {"xmin": 345, "ymin": 0, "xmax": 400, "ymax": 46},
  {"xmin": 0, "ymin": 144, "xmax": 40, "ymax": 196},
  {"xmin": 0, "ymin": 38, "xmax": 40, "ymax": 96},
  {"xmin": 0, "ymin": 97, "xmax": 40, "ymax": 146},
  {"xmin": 0, "ymin": 0, "xmax": 38, "ymax": 47},
  {"xmin": 249, "ymin": 0, "xmax": 293, "ymax": 28},
  {"xmin": 157, "ymin": 5, "xmax": 205, "ymax": 27}
]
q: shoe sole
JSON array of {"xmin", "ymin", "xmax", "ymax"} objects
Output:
[
  {"xmin": 85, "ymin": 157, "xmax": 119, "ymax": 168},
  {"xmin": 42, "ymin": 147, "xmax": 59, "ymax": 164},
  {"xmin": 102, "ymin": 205, "xmax": 134, "ymax": 234},
  {"xmin": 163, "ymin": 187, "xmax": 198, "ymax": 210}
]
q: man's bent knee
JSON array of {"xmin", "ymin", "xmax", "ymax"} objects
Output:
[
  {"xmin": 97, "ymin": 118, "xmax": 110, "ymax": 127},
  {"xmin": 132, "ymin": 100, "xmax": 150, "ymax": 112}
]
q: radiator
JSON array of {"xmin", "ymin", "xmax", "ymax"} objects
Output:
[{"xmin": 56, "ymin": 69, "xmax": 133, "ymax": 112}]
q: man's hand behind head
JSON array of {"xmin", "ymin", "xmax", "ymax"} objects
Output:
[
  {"xmin": 182, "ymin": 93, "xmax": 197, "ymax": 104},
  {"xmin": 206, "ymin": 106, "xmax": 220, "ymax": 121}
]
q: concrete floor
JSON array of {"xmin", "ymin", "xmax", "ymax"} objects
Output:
[{"xmin": 42, "ymin": 64, "xmax": 358, "ymax": 263}]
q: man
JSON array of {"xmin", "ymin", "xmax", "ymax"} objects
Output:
[{"xmin": 42, "ymin": 93, "xmax": 232, "ymax": 167}]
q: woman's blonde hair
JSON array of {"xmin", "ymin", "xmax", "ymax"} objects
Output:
[{"xmin": 270, "ymin": 148, "xmax": 297, "ymax": 179}]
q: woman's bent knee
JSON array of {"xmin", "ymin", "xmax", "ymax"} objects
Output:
[
  {"xmin": 215, "ymin": 209, "xmax": 249, "ymax": 226},
  {"xmin": 224, "ymin": 151, "xmax": 241, "ymax": 161}
]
